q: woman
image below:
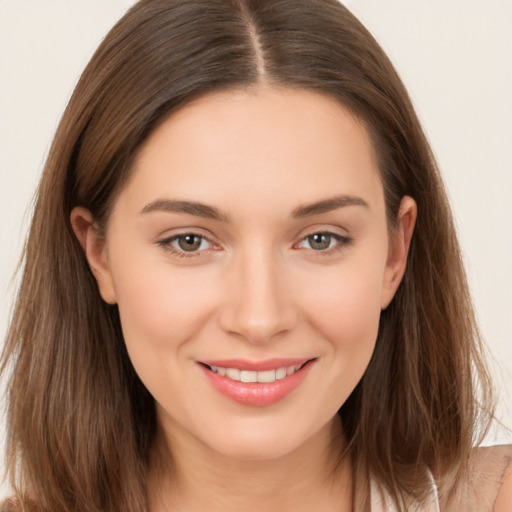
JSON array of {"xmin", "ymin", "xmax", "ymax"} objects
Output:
[{"xmin": 1, "ymin": 1, "xmax": 510, "ymax": 511}]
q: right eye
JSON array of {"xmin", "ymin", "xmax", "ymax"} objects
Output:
[
  {"xmin": 300, "ymin": 233, "xmax": 338, "ymax": 251},
  {"xmin": 158, "ymin": 233, "xmax": 214, "ymax": 258}
]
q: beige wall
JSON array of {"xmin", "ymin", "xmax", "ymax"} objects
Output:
[{"xmin": 1, "ymin": 0, "xmax": 511, "ymax": 498}]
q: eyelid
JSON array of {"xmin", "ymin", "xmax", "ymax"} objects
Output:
[
  {"xmin": 155, "ymin": 225, "xmax": 352, "ymax": 259},
  {"xmin": 157, "ymin": 230, "xmax": 221, "ymax": 259},
  {"xmin": 293, "ymin": 227, "xmax": 353, "ymax": 254}
]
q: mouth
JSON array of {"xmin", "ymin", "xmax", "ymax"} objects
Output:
[
  {"xmin": 200, "ymin": 361, "xmax": 309, "ymax": 383},
  {"xmin": 198, "ymin": 358, "xmax": 316, "ymax": 407}
]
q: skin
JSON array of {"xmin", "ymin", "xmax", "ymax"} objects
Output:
[
  {"xmin": 72, "ymin": 86, "xmax": 416, "ymax": 512},
  {"xmin": 495, "ymin": 462, "xmax": 512, "ymax": 512}
]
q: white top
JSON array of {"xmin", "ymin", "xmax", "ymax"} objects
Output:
[{"xmin": 370, "ymin": 471, "xmax": 440, "ymax": 511}]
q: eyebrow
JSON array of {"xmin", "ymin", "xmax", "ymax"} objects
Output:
[
  {"xmin": 140, "ymin": 194, "xmax": 368, "ymax": 221},
  {"xmin": 140, "ymin": 199, "xmax": 229, "ymax": 222},
  {"xmin": 291, "ymin": 195, "xmax": 368, "ymax": 217}
]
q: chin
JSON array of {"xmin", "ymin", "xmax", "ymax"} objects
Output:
[
  {"xmin": 201, "ymin": 412, "xmax": 337, "ymax": 463},
  {"xmin": 210, "ymin": 432, "xmax": 305, "ymax": 462}
]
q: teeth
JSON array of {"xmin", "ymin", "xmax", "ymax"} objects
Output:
[
  {"xmin": 276, "ymin": 367, "xmax": 287, "ymax": 380},
  {"xmin": 225, "ymin": 368, "xmax": 240, "ymax": 380},
  {"xmin": 257, "ymin": 370, "xmax": 276, "ymax": 383},
  {"xmin": 240, "ymin": 370, "xmax": 258, "ymax": 383},
  {"xmin": 208, "ymin": 364, "xmax": 304, "ymax": 383}
]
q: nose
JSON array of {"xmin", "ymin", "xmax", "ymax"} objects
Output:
[{"xmin": 218, "ymin": 247, "xmax": 298, "ymax": 344}]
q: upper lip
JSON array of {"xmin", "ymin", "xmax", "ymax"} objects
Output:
[{"xmin": 199, "ymin": 358, "xmax": 314, "ymax": 372}]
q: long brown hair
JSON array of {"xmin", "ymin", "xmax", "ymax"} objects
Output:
[{"xmin": 1, "ymin": 1, "xmax": 493, "ymax": 510}]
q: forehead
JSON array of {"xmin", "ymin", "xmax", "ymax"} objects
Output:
[{"xmin": 121, "ymin": 86, "xmax": 384, "ymax": 217}]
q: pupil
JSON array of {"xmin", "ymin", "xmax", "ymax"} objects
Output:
[
  {"xmin": 309, "ymin": 233, "xmax": 331, "ymax": 250},
  {"xmin": 178, "ymin": 235, "xmax": 201, "ymax": 251}
]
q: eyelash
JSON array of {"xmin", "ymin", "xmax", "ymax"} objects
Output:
[
  {"xmin": 295, "ymin": 232, "xmax": 353, "ymax": 255},
  {"xmin": 157, "ymin": 233, "xmax": 217, "ymax": 259},
  {"xmin": 157, "ymin": 231, "xmax": 353, "ymax": 259}
]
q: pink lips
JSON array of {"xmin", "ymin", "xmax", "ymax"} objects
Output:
[{"xmin": 198, "ymin": 358, "xmax": 314, "ymax": 407}]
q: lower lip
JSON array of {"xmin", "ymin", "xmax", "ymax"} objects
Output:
[{"xmin": 200, "ymin": 361, "xmax": 314, "ymax": 407}]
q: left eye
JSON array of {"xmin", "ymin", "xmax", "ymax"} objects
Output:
[
  {"xmin": 298, "ymin": 233, "xmax": 343, "ymax": 251},
  {"xmin": 168, "ymin": 234, "xmax": 211, "ymax": 253}
]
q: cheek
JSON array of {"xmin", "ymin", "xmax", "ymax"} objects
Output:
[
  {"xmin": 320, "ymin": 276, "xmax": 381, "ymax": 386},
  {"xmin": 281, "ymin": 258, "xmax": 385, "ymax": 427},
  {"xmin": 299, "ymin": 258, "xmax": 385, "ymax": 350},
  {"xmin": 108, "ymin": 250, "xmax": 217, "ymax": 372}
]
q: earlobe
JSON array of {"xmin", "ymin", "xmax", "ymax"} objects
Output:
[
  {"xmin": 380, "ymin": 196, "xmax": 417, "ymax": 309},
  {"xmin": 70, "ymin": 207, "xmax": 117, "ymax": 304}
]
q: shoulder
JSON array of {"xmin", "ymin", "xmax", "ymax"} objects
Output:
[
  {"xmin": 440, "ymin": 444, "xmax": 512, "ymax": 512},
  {"xmin": 495, "ymin": 447, "xmax": 512, "ymax": 512}
]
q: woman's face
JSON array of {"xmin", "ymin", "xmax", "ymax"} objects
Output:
[{"xmin": 77, "ymin": 86, "xmax": 414, "ymax": 461}]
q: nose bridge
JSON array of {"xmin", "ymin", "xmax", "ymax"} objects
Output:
[{"xmin": 219, "ymin": 243, "xmax": 296, "ymax": 343}]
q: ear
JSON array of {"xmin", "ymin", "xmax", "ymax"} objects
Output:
[
  {"xmin": 70, "ymin": 207, "xmax": 117, "ymax": 304},
  {"xmin": 380, "ymin": 196, "xmax": 417, "ymax": 309}
]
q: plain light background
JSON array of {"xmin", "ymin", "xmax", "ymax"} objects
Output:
[{"xmin": 1, "ymin": 0, "xmax": 511, "ymax": 499}]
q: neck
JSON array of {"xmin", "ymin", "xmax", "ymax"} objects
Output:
[{"xmin": 148, "ymin": 415, "xmax": 352, "ymax": 512}]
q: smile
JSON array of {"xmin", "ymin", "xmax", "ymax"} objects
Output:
[
  {"xmin": 205, "ymin": 363, "xmax": 305, "ymax": 383},
  {"xmin": 199, "ymin": 358, "xmax": 315, "ymax": 407}
]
